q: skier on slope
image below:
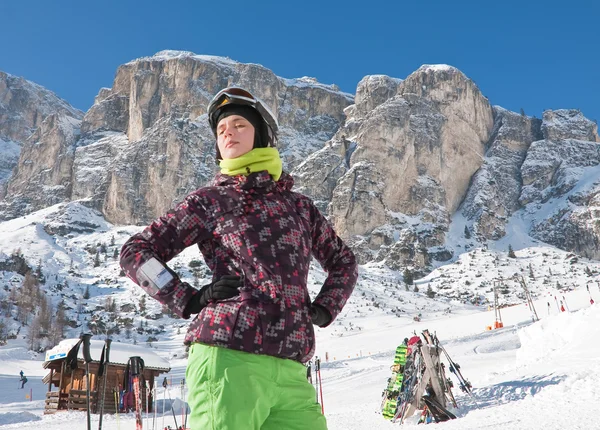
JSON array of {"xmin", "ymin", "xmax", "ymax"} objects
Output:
[{"xmin": 120, "ymin": 87, "xmax": 358, "ymax": 430}]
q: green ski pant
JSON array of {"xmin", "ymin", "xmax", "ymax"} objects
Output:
[{"xmin": 186, "ymin": 343, "xmax": 327, "ymax": 430}]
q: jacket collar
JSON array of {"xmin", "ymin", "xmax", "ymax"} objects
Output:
[{"xmin": 212, "ymin": 170, "xmax": 294, "ymax": 192}]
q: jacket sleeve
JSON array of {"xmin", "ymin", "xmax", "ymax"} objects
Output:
[
  {"xmin": 308, "ymin": 201, "xmax": 358, "ymax": 327},
  {"xmin": 119, "ymin": 193, "xmax": 215, "ymax": 319}
]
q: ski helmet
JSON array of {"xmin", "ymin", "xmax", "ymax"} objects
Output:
[{"xmin": 207, "ymin": 87, "xmax": 278, "ymax": 149}]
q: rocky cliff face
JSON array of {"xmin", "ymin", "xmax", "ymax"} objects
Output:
[
  {"xmin": 461, "ymin": 107, "xmax": 542, "ymax": 240},
  {"xmin": 2, "ymin": 55, "xmax": 600, "ymax": 273},
  {"xmin": 316, "ymin": 66, "xmax": 494, "ymax": 271},
  {"xmin": 0, "ymin": 71, "xmax": 82, "ymax": 143},
  {"xmin": 517, "ymin": 110, "xmax": 600, "ymax": 258},
  {"xmin": 2, "ymin": 51, "xmax": 353, "ymax": 224},
  {"xmin": 0, "ymin": 72, "xmax": 83, "ymax": 203}
]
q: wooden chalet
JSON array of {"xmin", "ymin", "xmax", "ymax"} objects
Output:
[{"xmin": 43, "ymin": 338, "xmax": 170, "ymax": 415}]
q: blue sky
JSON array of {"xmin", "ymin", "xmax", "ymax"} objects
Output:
[{"xmin": 1, "ymin": 0, "xmax": 598, "ymax": 122}]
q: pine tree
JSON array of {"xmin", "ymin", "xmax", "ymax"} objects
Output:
[
  {"xmin": 0, "ymin": 318, "xmax": 7, "ymax": 344},
  {"xmin": 17, "ymin": 273, "xmax": 38, "ymax": 325},
  {"xmin": 463, "ymin": 225, "xmax": 471, "ymax": 239},
  {"xmin": 38, "ymin": 297, "xmax": 52, "ymax": 338},
  {"xmin": 83, "ymin": 285, "xmax": 91, "ymax": 300},
  {"xmin": 93, "ymin": 251, "xmax": 101, "ymax": 267},
  {"xmin": 110, "ymin": 235, "xmax": 115, "ymax": 246},
  {"xmin": 50, "ymin": 301, "xmax": 67, "ymax": 344},
  {"xmin": 139, "ymin": 295, "xmax": 147, "ymax": 313},
  {"xmin": 105, "ymin": 297, "xmax": 116, "ymax": 313},
  {"xmin": 426, "ymin": 285, "xmax": 435, "ymax": 298},
  {"xmin": 508, "ymin": 244, "xmax": 516, "ymax": 258},
  {"xmin": 113, "ymin": 248, "xmax": 119, "ymax": 259},
  {"xmin": 28, "ymin": 314, "xmax": 42, "ymax": 351},
  {"xmin": 403, "ymin": 268, "xmax": 414, "ymax": 286},
  {"xmin": 528, "ymin": 263, "xmax": 535, "ymax": 279},
  {"xmin": 35, "ymin": 259, "xmax": 45, "ymax": 284},
  {"xmin": 77, "ymin": 299, "xmax": 84, "ymax": 320}
]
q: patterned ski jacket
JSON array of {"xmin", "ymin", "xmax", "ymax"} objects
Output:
[{"xmin": 120, "ymin": 171, "xmax": 357, "ymax": 363}]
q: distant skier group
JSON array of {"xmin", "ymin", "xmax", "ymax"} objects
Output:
[{"xmin": 19, "ymin": 370, "xmax": 27, "ymax": 389}]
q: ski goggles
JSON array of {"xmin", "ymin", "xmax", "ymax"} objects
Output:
[{"xmin": 207, "ymin": 87, "xmax": 278, "ymax": 136}]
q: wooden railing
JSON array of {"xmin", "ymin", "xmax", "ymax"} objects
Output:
[
  {"xmin": 67, "ymin": 390, "xmax": 97, "ymax": 412},
  {"xmin": 44, "ymin": 391, "xmax": 68, "ymax": 414}
]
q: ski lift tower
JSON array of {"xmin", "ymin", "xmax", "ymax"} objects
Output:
[
  {"xmin": 492, "ymin": 280, "xmax": 504, "ymax": 329},
  {"xmin": 517, "ymin": 275, "xmax": 539, "ymax": 322}
]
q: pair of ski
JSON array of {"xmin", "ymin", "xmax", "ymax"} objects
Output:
[{"xmin": 432, "ymin": 336, "xmax": 472, "ymax": 395}]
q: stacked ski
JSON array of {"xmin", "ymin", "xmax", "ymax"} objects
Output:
[
  {"xmin": 381, "ymin": 344, "xmax": 407, "ymax": 419},
  {"xmin": 380, "ymin": 330, "xmax": 472, "ymax": 425}
]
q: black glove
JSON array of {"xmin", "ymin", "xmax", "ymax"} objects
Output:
[
  {"xmin": 186, "ymin": 275, "xmax": 241, "ymax": 314},
  {"xmin": 310, "ymin": 304, "xmax": 331, "ymax": 327}
]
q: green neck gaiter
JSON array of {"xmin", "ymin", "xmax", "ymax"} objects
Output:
[{"xmin": 219, "ymin": 147, "xmax": 283, "ymax": 181}]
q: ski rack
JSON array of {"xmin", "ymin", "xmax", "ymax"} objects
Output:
[{"xmin": 380, "ymin": 329, "xmax": 472, "ymax": 424}]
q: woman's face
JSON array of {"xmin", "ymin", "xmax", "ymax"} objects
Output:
[{"xmin": 216, "ymin": 115, "xmax": 255, "ymax": 160}]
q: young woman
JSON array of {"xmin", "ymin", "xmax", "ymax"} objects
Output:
[{"xmin": 120, "ymin": 87, "xmax": 357, "ymax": 429}]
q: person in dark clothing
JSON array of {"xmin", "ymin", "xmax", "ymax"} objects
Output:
[
  {"xmin": 20, "ymin": 374, "xmax": 27, "ymax": 389},
  {"xmin": 120, "ymin": 87, "xmax": 358, "ymax": 430}
]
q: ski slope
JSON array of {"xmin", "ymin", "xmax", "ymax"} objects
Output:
[{"xmin": 0, "ymin": 285, "xmax": 598, "ymax": 429}]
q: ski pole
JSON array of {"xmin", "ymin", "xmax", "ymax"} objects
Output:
[
  {"xmin": 129, "ymin": 356, "xmax": 145, "ymax": 430},
  {"xmin": 316, "ymin": 357, "xmax": 324, "ymax": 414},
  {"xmin": 562, "ymin": 295, "xmax": 570, "ymax": 312},
  {"xmin": 311, "ymin": 359, "xmax": 321, "ymax": 404},
  {"xmin": 152, "ymin": 385, "xmax": 157, "ymax": 430},
  {"xmin": 181, "ymin": 379, "xmax": 184, "ymax": 428},
  {"xmin": 162, "ymin": 377, "xmax": 167, "ymax": 430},
  {"xmin": 81, "ymin": 333, "xmax": 93, "ymax": 430},
  {"xmin": 113, "ymin": 387, "xmax": 120, "ymax": 428},
  {"xmin": 98, "ymin": 338, "xmax": 112, "ymax": 430},
  {"xmin": 183, "ymin": 378, "xmax": 188, "ymax": 430},
  {"xmin": 145, "ymin": 380, "xmax": 149, "ymax": 430}
]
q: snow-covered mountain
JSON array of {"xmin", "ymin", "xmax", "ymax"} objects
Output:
[{"xmin": 2, "ymin": 52, "xmax": 600, "ymax": 274}]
